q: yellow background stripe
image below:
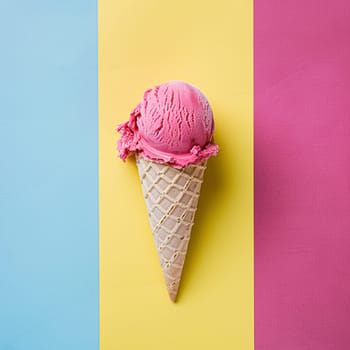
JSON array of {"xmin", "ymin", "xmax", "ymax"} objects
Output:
[{"xmin": 99, "ymin": 1, "xmax": 253, "ymax": 348}]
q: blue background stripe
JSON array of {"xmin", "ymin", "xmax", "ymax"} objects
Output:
[{"xmin": 0, "ymin": 1, "xmax": 98, "ymax": 349}]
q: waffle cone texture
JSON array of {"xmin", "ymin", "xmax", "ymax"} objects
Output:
[{"xmin": 136, "ymin": 155, "xmax": 207, "ymax": 301}]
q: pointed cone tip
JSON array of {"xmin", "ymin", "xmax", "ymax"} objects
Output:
[{"xmin": 169, "ymin": 292, "xmax": 177, "ymax": 303}]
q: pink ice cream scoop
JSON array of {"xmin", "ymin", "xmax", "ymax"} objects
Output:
[{"xmin": 117, "ymin": 81, "xmax": 219, "ymax": 168}]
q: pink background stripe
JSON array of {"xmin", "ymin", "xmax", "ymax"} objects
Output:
[{"xmin": 254, "ymin": 0, "xmax": 350, "ymax": 349}]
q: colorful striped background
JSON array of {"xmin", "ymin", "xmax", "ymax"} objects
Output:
[{"xmin": 1, "ymin": 0, "xmax": 349, "ymax": 349}]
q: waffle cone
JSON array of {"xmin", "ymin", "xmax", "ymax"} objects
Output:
[{"xmin": 136, "ymin": 155, "xmax": 207, "ymax": 301}]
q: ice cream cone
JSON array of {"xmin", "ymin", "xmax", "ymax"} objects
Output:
[
  {"xmin": 136, "ymin": 155, "xmax": 207, "ymax": 301},
  {"xmin": 117, "ymin": 81, "xmax": 219, "ymax": 301}
]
